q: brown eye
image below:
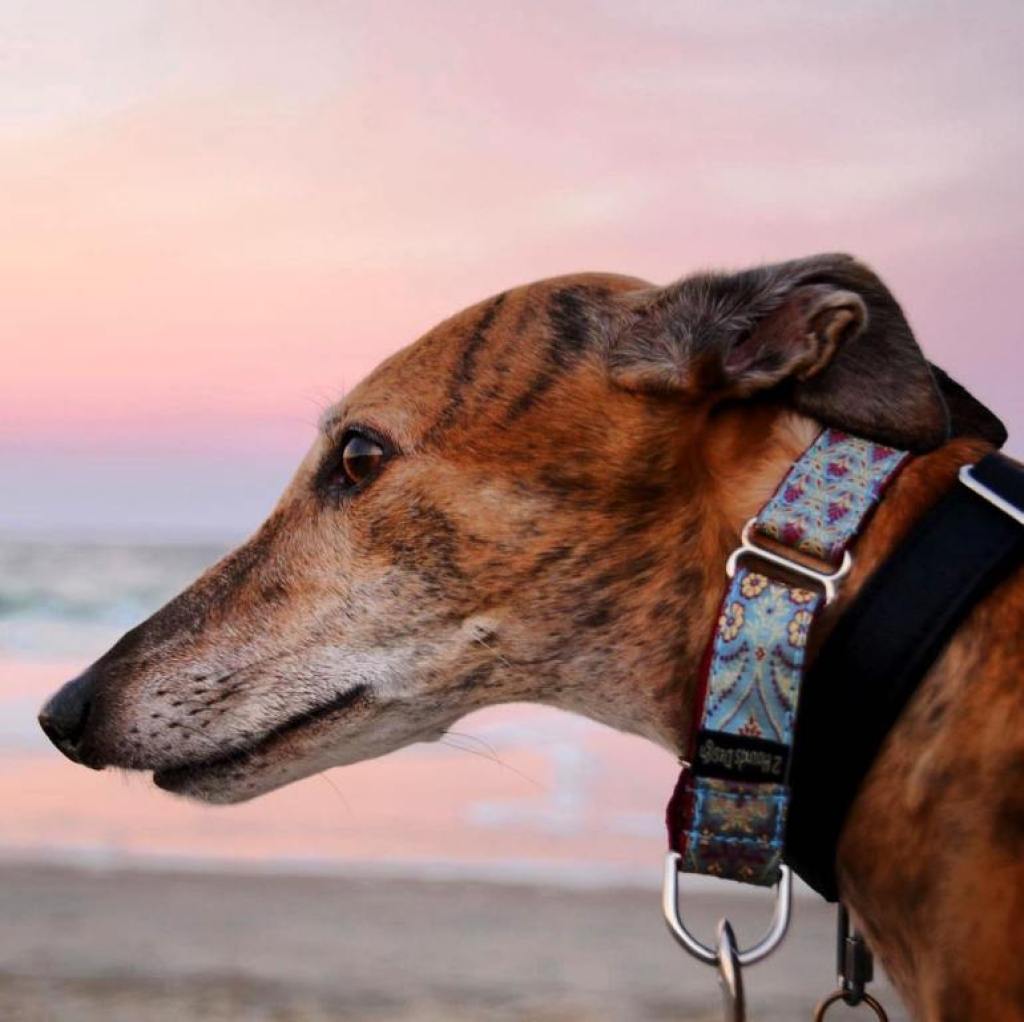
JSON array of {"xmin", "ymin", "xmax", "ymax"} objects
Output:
[{"xmin": 340, "ymin": 434, "xmax": 385, "ymax": 487}]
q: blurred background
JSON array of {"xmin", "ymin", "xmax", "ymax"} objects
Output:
[{"xmin": 2, "ymin": 2, "xmax": 1021, "ymax": 1019}]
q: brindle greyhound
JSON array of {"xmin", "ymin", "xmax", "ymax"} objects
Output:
[{"xmin": 39, "ymin": 253, "xmax": 1022, "ymax": 1021}]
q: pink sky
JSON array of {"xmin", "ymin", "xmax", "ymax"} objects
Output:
[{"xmin": 3, "ymin": 1, "xmax": 1022, "ymax": 537}]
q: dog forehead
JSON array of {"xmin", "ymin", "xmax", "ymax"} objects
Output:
[{"xmin": 327, "ymin": 272, "xmax": 650, "ymax": 447}]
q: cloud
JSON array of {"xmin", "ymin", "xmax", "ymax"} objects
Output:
[{"xmin": 1, "ymin": 0, "xmax": 1020, "ymax": 534}]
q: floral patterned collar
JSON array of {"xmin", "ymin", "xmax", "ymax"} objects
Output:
[{"xmin": 666, "ymin": 428, "xmax": 907, "ymax": 888}]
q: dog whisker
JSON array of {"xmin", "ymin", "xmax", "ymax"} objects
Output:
[
  {"xmin": 314, "ymin": 770, "xmax": 352, "ymax": 814},
  {"xmin": 472, "ymin": 634, "xmax": 514, "ymax": 671},
  {"xmin": 442, "ymin": 728, "xmax": 501, "ymax": 761},
  {"xmin": 440, "ymin": 734, "xmax": 542, "ymax": 790}
]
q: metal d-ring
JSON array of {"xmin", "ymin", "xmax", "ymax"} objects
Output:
[
  {"xmin": 662, "ymin": 852, "xmax": 793, "ymax": 967},
  {"xmin": 813, "ymin": 990, "xmax": 889, "ymax": 1021}
]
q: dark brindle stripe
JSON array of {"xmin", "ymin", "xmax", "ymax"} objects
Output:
[
  {"xmin": 547, "ymin": 286, "xmax": 593, "ymax": 364},
  {"xmin": 505, "ymin": 286, "xmax": 597, "ymax": 423},
  {"xmin": 424, "ymin": 292, "xmax": 507, "ymax": 443}
]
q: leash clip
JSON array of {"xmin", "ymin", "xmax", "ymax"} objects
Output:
[
  {"xmin": 726, "ymin": 518, "xmax": 853, "ymax": 605},
  {"xmin": 813, "ymin": 904, "xmax": 889, "ymax": 1020},
  {"xmin": 715, "ymin": 919, "xmax": 746, "ymax": 1021}
]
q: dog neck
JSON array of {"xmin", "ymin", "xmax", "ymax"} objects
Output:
[
  {"xmin": 569, "ymin": 404, "xmax": 997, "ymax": 1012},
  {"xmin": 550, "ymin": 403, "xmax": 991, "ymax": 761}
]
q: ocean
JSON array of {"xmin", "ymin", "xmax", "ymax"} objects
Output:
[{"xmin": 0, "ymin": 537, "xmax": 679, "ymax": 887}]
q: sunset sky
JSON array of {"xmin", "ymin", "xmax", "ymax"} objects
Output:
[{"xmin": 4, "ymin": 1, "xmax": 1022, "ymax": 539}]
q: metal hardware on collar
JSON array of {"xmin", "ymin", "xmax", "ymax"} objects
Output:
[
  {"xmin": 813, "ymin": 990, "xmax": 888, "ymax": 1021},
  {"xmin": 959, "ymin": 463, "xmax": 1024, "ymax": 526},
  {"xmin": 661, "ymin": 853, "xmax": 792, "ymax": 967},
  {"xmin": 813, "ymin": 904, "xmax": 888, "ymax": 1020},
  {"xmin": 836, "ymin": 904, "xmax": 873, "ymax": 1005},
  {"xmin": 715, "ymin": 920, "xmax": 745, "ymax": 1021},
  {"xmin": 725, "ymin": 517, "xmax": 853, "ymax": 605}
]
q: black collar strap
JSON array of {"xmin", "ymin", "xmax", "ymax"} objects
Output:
[{"xmin": 785, "ymin": 452, "xmax": 1024, "ymax": 900}]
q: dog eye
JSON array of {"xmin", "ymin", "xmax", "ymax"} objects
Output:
[{"xmin": 340, "ymin": 433, "xmax": 385, "ymax": 487}]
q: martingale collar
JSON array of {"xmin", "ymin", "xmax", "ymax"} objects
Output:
[{"xmin": 666, "ymin": 428, "xmax": 907, "ymax": 886}]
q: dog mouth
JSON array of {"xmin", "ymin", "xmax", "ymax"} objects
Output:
[{"xmin": 152, "ymin": 684, "xmax": 371, "ymax": 800}]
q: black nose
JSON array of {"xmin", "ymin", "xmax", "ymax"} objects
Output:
[{"xmin": 38, "ymin": 671, "xmax": 98, "ymax": 765}]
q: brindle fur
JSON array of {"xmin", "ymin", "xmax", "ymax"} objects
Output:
[{"xmin": 40, "ymin": 254, "xmax": 1023, "ymax": 1020}]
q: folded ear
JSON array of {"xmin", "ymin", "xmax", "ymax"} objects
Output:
[
  {"xmin": 927, "ymin": 363, "xmax": 1007, "ymax": 447},
  {"xmin": 608, "ymin": 253, "xmax": 950, "ymax": 451}
]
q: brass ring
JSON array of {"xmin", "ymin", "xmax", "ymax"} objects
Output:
[{"xmin": 813, "ymin": 989, "xmax": 889, "ymax": 1021}]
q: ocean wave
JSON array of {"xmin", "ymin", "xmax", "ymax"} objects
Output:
[{"xmin": 0, "ymin": 539, "xmax": 227, "ymax": 657}]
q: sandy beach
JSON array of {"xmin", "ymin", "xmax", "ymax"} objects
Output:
[{"xmin": 0, "ymin": 862, "xmax": 907, "ymax": 1022}]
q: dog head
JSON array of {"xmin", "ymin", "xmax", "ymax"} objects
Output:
[{"xmin": 39, "ymin": 254, "xmax": 1003, "ymax": 802}]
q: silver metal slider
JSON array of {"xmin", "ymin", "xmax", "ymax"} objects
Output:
[{"xmin": 725, "ymin": 518, "xmax": 853, "ymax": 605}]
